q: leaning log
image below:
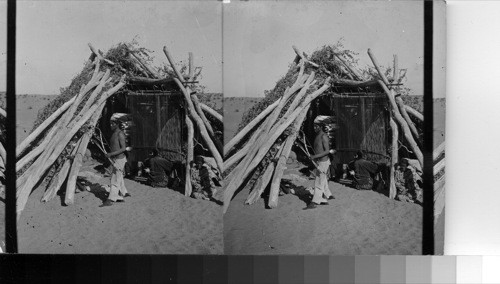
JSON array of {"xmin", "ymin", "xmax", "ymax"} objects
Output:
[
  {"xmin": 173, "ymin": 78, "xmax": 224, "ymax": 172},
  {"xmin": 268, "ymin": 110, "xmax": 309, "ymax": 208},
  {"xmin": 433, "ymin": 158, "xmax": 445, "ymax": 176},
  {"xmin": 378, "ymin": 81, "xmax": 423, "ymax": 167},
  {"xmin": 0, "ymin": 107, "xmax": 6, "ymax": 117},
  {"xmin": 17, "ymin": 68, "xmax": 106, "ymax": 172},
  {"xmin": 245, "ymin": 147, "xmax": 282, "ymax": 205},
  {"xmin": 223, "ymin": 79, "xmax": 331, "ymax": 213},
  {"xmin": 389, "ymin": 118, "xmax": 398, "ymax": 199},
  {"xmin": 127, "ymin": 45, "xmax": 160, "ymax": 78},
  {"xmin": 65, "ymin": 102, "xmax": 105, "ymax": 205},
  {"xmin": 163, "ymin": 46, "xmax": 186, "ymax": 84},
  {"xmin": 185, "ymin": 116, "xmax": 194, "ymax": 197},
  {"xmin": 404, "ymin": 105, "xmax": 423, "ymax": 122},
  {"xmin": 332, "ymin": 52, "xmax": 366, "ymax": 81},
  {"xmin": 224, "ymin": 99, "xmax": 279, "ymax": 155},
  {"xmin": 0, "ymin": 142, "xmax": 5, "ymax": 165},
  {"xmin": 200, "ymin": 103, "xmax": 222, "ymax": 123},
  {"xmin": 433, "ymin": 141, "xmax": 445, "ymax": 161},
  {"xmin": 188, "ymin": 52, "xmax": 194, "ymax": 80},
  {"xmin": 191, "ymin": 93, "xmax": 220, "ymax": 154},
  {"xmin": 41, "ymin": 145, "xmax": 78, "ymax": 202},
  {"xmin": 16, "ymin": 76, "xmax": 126, "ymax": 215},
  {"xmin": 368, "ymin": 49, "xmax": 423, "ymax": 166},
  {"xmin": 16, "ymin": 95, "xmax": 76, "ymax": 157}
]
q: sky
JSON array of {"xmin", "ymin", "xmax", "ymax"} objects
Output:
[
  {"xmin": 0, "ymin": 1, "xmax": 445, "ymax": 97},
  {"xmin": 223, "ymin": 1, "xmax": 445, "ymax": 98},
  {"xmin": 12, "ymin": 1, "xmax": 222, "ymax": 94}
]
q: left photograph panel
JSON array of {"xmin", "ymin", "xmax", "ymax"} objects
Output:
[{"xmin": 15, "ymin": 1, "xmax": 223, "ymax": 254}]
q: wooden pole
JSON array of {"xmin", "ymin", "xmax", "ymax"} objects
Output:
[
  {"xmin": 433, "ymin": 159, "xmax": 445, "ymax": 176},
  {"xmin": 16, "ymin": 76, "xmax": 126, "ymax": 216},
  {"xmin": 393, "ymin": 54, "xmax": 399, "ymax": 82},
  {"xmin": 185, "ymin": 116, "xmax": 194, "ymax": 197},
  {"xmin": 41, "ymin": 145, "xmax": 78, "ymax": 202},
  {"xmin": 245, "ymin": 147, "xmax": 283, "ymax": 205},
  {"xmin": 17, "ymin": 67, "xmax": 106, "ymax": 172},
  {"xmin": 292, "ymin": 46, "xmax": 319, "ymax": 68},
  {"xmin": 433, "ymin": 141, "xmax": 445, "ymax": 161},
  {"xmin": 367, "ymin": 50, "xmax": 422, "ymax": 166},
  {"xmin": 223, "ymin": 79, "xmax": 331, "ymax": 213},
  {"xmin": 191, "ymin": 94, "xmax": 217, "ymax": 146},
  {"xmin": 0, "ymin": 141, "xmax": 5, "ymax": 165},
  {"xmin": 173, "ymin": 78, "xmax": 224, "ymax": 172},
  {"xmin": 127, "ymin": 46, "xmax": 160, "ymax": 78},
  {"xmin": 268, "ymin": 110, "xmax": 308, "ymax": 208},
  {"xmin": 163, "ymin": 46, "xmax": 186, "ymax": 83},
  {"xmin": 188, "ymin": 52, "xmax": 194, "ymax": 80},
  {"xmin": 224, "ymin": 99, "xmax": 279, "ymax": 155},
  {"xmin": 389, "ymin": 118, "xmax": 398, "ymax": 199},
  {"xmin": 404, "ymin": 105, "xmax": 423, "ymax": 121},
  {"xmin": 200, "ymin": 103, "xmax": 222, "ymax": 123},
  {"xmin": 333, "ymin": 52, "xmax": 366, "ymax": 81},
  {"xmin": 64, "ymin": 103, "xmax": 105, "ymax": 205},
  {"xmin": 16, "ymin": 96, "xmax": 76, "ymax": 157},
  {"xmin": 378, "ymin": 81, "xmax": 423, "ymax": 167}
]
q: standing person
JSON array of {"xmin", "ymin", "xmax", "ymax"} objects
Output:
[
  {"xmin": 100, "ymin": 114, "xmax": 130, "ymax": 207},
  {"xmin": 351, "ymin": 150, "xmax": 379, "ymax": 191},
  {"xmin": 304, "ymin": 117, "xmax": 336, "ymax": 210}
]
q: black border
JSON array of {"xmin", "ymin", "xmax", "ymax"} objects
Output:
[
  {"xmin": 1, "ymin": 0, "xmax": 437, "ymax": 280},
  {"xmin": 423, "ymin": 0, "xmax": 435, "ymax": 255},
  {"xmin": 5, "ymin": 0, "xmax": 17, "ymax": 254}
]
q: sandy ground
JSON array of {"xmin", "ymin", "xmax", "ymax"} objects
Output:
[
  {"xmin": 223, "ymin": 96, "xmax": 446, "ymax": 255},
  {"xmin": 11, "ymin": 94, "xmax": 223, "ymax": 254},
  {"xmin": 17, "ymin": 161, "xmax": 223, "ymax": 254}
]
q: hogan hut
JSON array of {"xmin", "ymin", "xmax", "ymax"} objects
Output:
[
  {"xmin": 223, "ymin": 43, "xmax": 445, "ymax": 218},
  {"xmin": 14, "ymin": 42, "xmax": 223, "ymax": 217}
]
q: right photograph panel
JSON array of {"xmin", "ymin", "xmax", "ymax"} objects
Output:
[{"xmin": 223, "ymin": 1, "xmax": 445, "ymax": 255}]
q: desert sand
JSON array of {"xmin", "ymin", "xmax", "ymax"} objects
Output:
[
  {"xmin": 223, "ymin": 96, "xmax": 446, "ymax": 255},
  {"xmin": 13, "ymin": 94, "xmax": 223, "ymax": 254}
]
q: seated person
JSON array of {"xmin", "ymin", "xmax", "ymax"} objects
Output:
[
  {"xmin": 395, "ymin": 158, "xmax": 423, "ymax": 203},
  {"xmin": 143, "ymin": 149, "xmax": 173, "ymax": 188},
  {"xmin": 190, "ymin": 155, "xmax": 220, "ymax": 200},
  {"xmin": 350, "ymin": 150, "xmax": 380, "ymax": 190}
]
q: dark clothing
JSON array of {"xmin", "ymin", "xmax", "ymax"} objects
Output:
[
  {"xmin": 145, "ymin": 156, "xmax": 173, "ymax": 187},
  {"xmin": 352, "ymin": 158, "xmax": 379, "ymax": 190}
]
